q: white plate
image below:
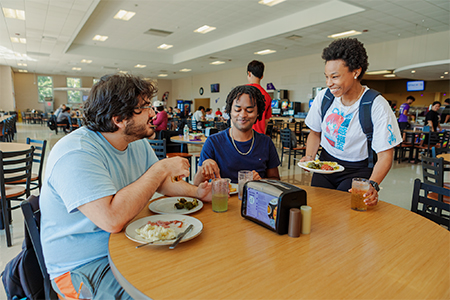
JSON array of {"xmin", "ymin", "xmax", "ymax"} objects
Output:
[
  {"xmin": 149, "ymin": 197, "xmax": 203, "ymax": 215},
  {"xmin": 297, "ymin": 161, "xmax": 345, "ymax": 174},
  {"xmin": 230, "ymin": 183, "xmax": 238, "ymax": 195},
  {"xmin": 125, "ymin": 214, "xmax": 203, "ymax": 245}
]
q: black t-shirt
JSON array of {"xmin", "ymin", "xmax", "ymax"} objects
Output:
[{"xmin": 425, "ymin": 110, "xmax": 440, "ymax": 131}]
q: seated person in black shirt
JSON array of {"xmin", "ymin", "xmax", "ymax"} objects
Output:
[{"xmin": 425, "ymin": 101, "xmax": 441, "ymax": 132}]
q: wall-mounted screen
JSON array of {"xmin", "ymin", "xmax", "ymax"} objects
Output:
[
  {"xmin": 407, "ymin": 80, "xmax": 425, "ymax": 92},
  {"xmin": 211, "ymin": 83, "xmax": 220, "ymax": 93}
]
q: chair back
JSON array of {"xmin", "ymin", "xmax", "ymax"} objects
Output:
[
  {"xmin": 21, "ymin": 196, "xmax": 58, "ymax": 299},
  {"xmin": 411, "ymin": 179, "xmax": 450, "ymax": 229},
  {"xmin": 421, "ymin": 156, "xmax": 444, "ymax": 187},
  {"xmin": 148, "ymin": 139, "xmax": 166, "ymax": 160},
  {"xmin": 280, "ymin": 128, "xmax": 293, "ymax": 149},
  {"xmin": 26, "ymin": 138, "xmax": 47, "ymax": 191}
]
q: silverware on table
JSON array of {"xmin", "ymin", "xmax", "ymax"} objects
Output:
[
  {"xmin": 169, "ymin": 224, "xmax": 194, "ymax": 249},
  {"xmin": 136, "ymin": 238, "xmax": 175, "ymax": 248}
]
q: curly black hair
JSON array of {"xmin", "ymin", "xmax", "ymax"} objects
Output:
[
  {"xmin": 83, "ymin": 73, "xmax": 157, "ymax": 132},
  {"xmin": 225, "ymin": 85, "xmax": 265, "ymax": 122},
  {"xmin": 321, "ymin": 38, "xmax": 369, "ymax": 80}
]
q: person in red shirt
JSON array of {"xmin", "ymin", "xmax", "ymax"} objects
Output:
[
  {"xmin": 247, "ymin": 60, "xmax": 272, "ymax": 134},
  {"xmin": 215, "ymin": 108, "xmax": 223, "ymax": 116}
]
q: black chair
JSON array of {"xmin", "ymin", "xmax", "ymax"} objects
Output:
[
  {"xmin": 21, "ymin": 195, "xmax": 59, "ymax": 299},
  {"xmin": 280, "ymin": 128, "xmax": 306, "ymax": 169},
  {"xmin": 148, "ymin": 139, "xmax": 166, "ymax": 160},
  {"xmin": 411, "ymin": 179, "xmax": 450, "ymax": 229},
  {"xmin": 1, "ymin": 147, "xmax": 34, "ymax": 247},
  {"xmin": 421, "ymin": 156, "xmax": 445, "ymax": 187}
]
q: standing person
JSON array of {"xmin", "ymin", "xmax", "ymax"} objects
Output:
[
  {"xmin": 300, "ymin": 38, "xmax": 402, "ymax": 206},
  {"xmin": 425, "ymin": 101, "xmax": 442, "ymax": 132},
  {"xmin": 40, "ymin": 74, "xmax": 212, "ymax": 300},
  {"xmin": 194, "ymin": 85, "xmax": 280, "ymax": 184},
  {"xmin": 247, "ymin": 60, "xmax": 272, "ymax": 134},
  {"xmin": 150, "ymin": 100, "xmax": 168, "ymax": 138},
  {"xmin": 398, "ymin": 96, "xmax": 415, "ymax": 130},
  {"xmin": 439, "ymin": 98, "xmax": 450, "ymax": 123}
]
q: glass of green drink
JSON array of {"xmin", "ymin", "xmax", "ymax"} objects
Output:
[{"xmin": 212, "ymin": 178, "xmax": 231, "ymax": 213}]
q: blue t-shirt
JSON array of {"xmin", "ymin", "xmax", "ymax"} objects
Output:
[
  {"xmin": 40, "ymin": 127, "xmax": 158, "ymax": 279},
  {"xmin": 199, "ymin": 129, "xmax": 280, "ymax": 183}
]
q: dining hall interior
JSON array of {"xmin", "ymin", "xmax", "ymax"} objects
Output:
[{"xmin": 0, "ymin": 0, "xmax": 449, "ymax": 299}]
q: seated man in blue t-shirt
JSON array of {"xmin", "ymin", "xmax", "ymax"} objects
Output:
[{"xmin": 193, "ymin": 85, "xmax": 280, "ymax": 185}]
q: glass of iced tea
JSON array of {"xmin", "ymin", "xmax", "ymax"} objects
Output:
[
  {"xmin": 212, "ymin": 178, "xmax": 231, "ymax": 213},
  {"xmin": 351, "ymin": 178, "xmax": 370, "ymax": 211}
]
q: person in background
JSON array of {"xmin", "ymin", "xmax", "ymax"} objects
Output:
[
  {"xmin": 247, "ymin": 60, "xmax": 272, "ymax": 135},
  {"xmin": 167, "ymin": 106, "xmax": 174, "ymax": 130},
  {"xmin": 205, "ymin": 108, "xmax": 215, "ymax": 120},
  {"xmin": 439, "ymin": 98, "xmax": 450, "ymax": 123},
  {"xmin": 56, "ymin": 107, "xmax": 72, "ymax": 133},
  {"xmin": 398, "ymin": 95, "xmax": 415, "ymax": 130},
  {"xmin": 425, "ymin": 101, "xmax": 442, "ymax": 132},
  {"xmin": 150, "ymin": 100, "xmax": 168, "ymax": 138},
  {"xmin": 192, "ymin": 106, "xmax": 205, "ymax": 130},
  {"xmin": 300, "ymin": 38, "xmax": 402, "ymax": 206},
  {"xmin": 215, "ymin": 108, "xmax": 222, "ymax": 117},
  {"xmin": 194, "ymin": 85, "xmax": 280, "ymax": 185},
  {"xmin": 54, "ymin": 104, "xmax": 66, "ymax": 118},
  {"xmin": 40, "ymin": 74, "xmax": 211, "ymax": 300}
]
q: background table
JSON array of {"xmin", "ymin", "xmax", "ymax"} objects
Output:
[
  {"xmin": 109, "ymin": 185, "xmax": 449, "ymax": 299},
  {"xmin": 0, "ymin": 142, "xmax": 31, "ymax": 152},
  {"xmin": 170, "ymin": 135, "xmax": 207, "ymax": 152}
]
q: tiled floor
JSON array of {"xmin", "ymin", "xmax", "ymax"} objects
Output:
[{"xmin": 0, "ymin": 123, "xmax": 428, "ymax": 299}]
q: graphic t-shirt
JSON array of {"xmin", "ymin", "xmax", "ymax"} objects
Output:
[
  {"xmin": 398, "ymin": 103, "xmax": 410, "ymax": 122},
  {"xmin": 305, "ymin": 87, "xmax": 402, "ymax": 162}
]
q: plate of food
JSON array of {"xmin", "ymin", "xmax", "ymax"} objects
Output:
[
  {"xmin": 149, "ymin": 197, "xmax": 203, "ymax": 214},
  {"xmin": 126, "ymin": 214, "xmax": 203, "ymax": 245},
  {"xmin": 229, "ymin": 183, "xmax": 238, "ymax": 195},
  {"xmin": 298, "ymin": 160, "xmax": 345, "ymax": 174}
]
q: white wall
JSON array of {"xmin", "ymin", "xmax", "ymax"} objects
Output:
[
  {"xmin": 0, "ymin": 65, "xmax": 15, "ymax": 111},
  {"xmin": 170, "ymin": 30, "xmax": 450, "ymax": 112}
]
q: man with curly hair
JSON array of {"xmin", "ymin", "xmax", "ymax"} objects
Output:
[
  {"xmin": 40, "ymin": 74, "xmax": 212, "ymax": 299},
  {"xmin": 300, "ymin": 38, "xmax": 401, "ymax": 207},
  {"xmin": 193, "ymin": 85, "xmax": 280, "ymax": 184}
]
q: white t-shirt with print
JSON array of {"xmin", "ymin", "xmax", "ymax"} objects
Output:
[{"xmin": 305, "ymin": 87, "xmax": 402, "ymax": 162}]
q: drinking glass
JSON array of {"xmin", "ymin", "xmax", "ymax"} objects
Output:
[
  {"xmin": 238, "ymin": 170, "xmax": 253, "ymax": 200},
  {"xmin": 351, "ymin": 178, "xmax": 370, "ymax": 211},
  {"xmin": 212, "ymin": 178, "xmax": 231, "ymax": 213}
]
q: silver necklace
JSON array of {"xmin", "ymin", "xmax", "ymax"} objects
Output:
[{"xmin": 230, "ymin": 128, "xmax": 254, "ymax": 156}]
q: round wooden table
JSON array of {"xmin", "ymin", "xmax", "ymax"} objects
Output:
[
  {"xmin": 437, "ymin": 153, "xmax": 450, "ymax": 162},
  {"xmin": 0, "ymin": 142, "xmax": 31, "ymax": 152},
  {"xmin": 108, "ymin": 185, "xmax": 449, "ymax": 299},
  {"xmin": 170, "ymin": 135, "xmax": 207, "ymax": 152}
]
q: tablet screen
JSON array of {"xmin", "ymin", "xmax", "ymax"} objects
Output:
[{"xmin": 246, "ymin": 187, "xmax": 278, "ymax": 229}]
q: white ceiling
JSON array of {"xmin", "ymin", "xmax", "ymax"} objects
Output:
[{"xmin": 0, "ymin": 0, "xmax": 449, "ymax": 81}]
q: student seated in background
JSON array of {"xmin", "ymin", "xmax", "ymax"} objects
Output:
[
  {"xmin": 193, "ymin": 85, "xmax": 280, "ymax": 185},
  {"xmin": 205, "ymin": 108, "xmax": 215, "ymax": 120},
  {"xmin": 56, "ymin": 107, "xmax": 72, "ymax": 132}
]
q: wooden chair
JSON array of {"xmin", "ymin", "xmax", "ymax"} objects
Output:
[
  {"xmin": 21, "ymin": 196, "xmax": 59, "ymax": 299},
  {"xmin": 411, "ymin": 179, "xmax": 450, "ymax": 229},
  {"xmin": 280, "ymin": 128, "xmax": 306, "ymax": 169},
  {"xmin": 148, "ymin": 139, "xmax": 166, "ymax": 160},
  {"xmin": 0, "ymin": 147, "xmax": 34, "ymax": 247},
  {"xmin": 421, "ymin": 156, "xmax": 450, "ymax": 204}
]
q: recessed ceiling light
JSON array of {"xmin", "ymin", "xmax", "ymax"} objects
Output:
[
  {"xmin": 2, "ymin": 8, "xmax": 25, "ymax": 20},
  {"xmin": 17, "ymin": 63, "xmax": 27, "ymax": 67},
  {"xmin": 444, "ymin": 71, "xmax": 449, "ymax": 75},
  {"xmin": 180, "ymin": 68, "xmax": 192, "ymax": 72},
  {"xmin": 81, "ymin": 59, "xmax": 92, "ymax": 63},
  {"xmin": 72, "ymin": 67, "xmax": 81, "ymax": 71},
  {"xmin": 92, "ymin": 35, "xmax": 108, "ymax": 42},
  {"xmin": 134, "ymin": 64, "xmax": 146, "ymax": 68},
  {"xmin": 119, "ymin": 70, "xmax": 128, "ymax": 74},
  {"xmin": 258, "ymin": 0, "xmax": 286, "ymax": 7},
  {"xmin": 18, "ymin": 69, "xmax": 28, "ymax": 72},
  {"xmin": 441, "ymin": 76, "xmax": 445, "ymax": 79},
  {"xmin": 254, "ymin": 49, "xmax": 276, "ymax": 55},
  {"xmin": 411, "ymin": 70, "xmax": 416, "ymax": 73},
  {"xmin": 157, "ymin": 44, "xmax": 173, "ymax": 50},
  {"xmin": 366, "ymin": 70, "xmax": 392, "ymax": 75},
  {"xmin": 328, "ymin": 30, "xmax": 362, "ymax": 39},
  {"xmin": 194, "ymin": 25, "xmax": 216, "ymax": 34},
  {"xmin": 113, "ymin": 10, "xmax": 136, "ymax": 21},
  {"xmin": 383, "ymin": 74, "xmax": 396, "ymax": 78},
  {"xmin": 210, "ymin": 61, "xmax": 225, "ymax": 65},
  {"xmin": 10, "ymin": 37, "xmax": 26, "ymax": 44},
  {"xmin": 158, "ymin": 74, "xmax": 168, "ymax": 77}
]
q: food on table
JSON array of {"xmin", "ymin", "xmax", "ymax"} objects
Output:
[
  {"xmin": 136, "ymin": 220, "xmax": 184, "ymax": 241},
  {"xmin": 174, "ymin": 198, "xmax": 199, "ymax": 210},
  {"xmin": 229, "ymin": 184, "xmax": 237, "ymax": 193},
  {"xmin": 306, "ymin": 160, "xmax": 339, "ymax": 170}
]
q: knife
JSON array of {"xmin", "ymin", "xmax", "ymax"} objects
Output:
[{"xmin": 169, "ymin": 224, "xmax": 194, "ymax": 249}]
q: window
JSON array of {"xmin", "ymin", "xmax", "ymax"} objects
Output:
[
  {"xmin": 93, "ymin": 78, "xmax": 100, "ymax": 85},
  {"xmin": 37, "ymin": 76, "xmax": 53, "ymax": 102},
  {"xmin": 67, "ymin": 77, "xmax": 82, "ymax": 103}
]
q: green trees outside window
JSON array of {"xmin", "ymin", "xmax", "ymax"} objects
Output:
[
  {"xmin": 37, "ymin": 76, "xmax": 53, "ymax": 102},
  {"xmin": 67, "ymin": 77, "xmax": 82, "ymax": 103}
]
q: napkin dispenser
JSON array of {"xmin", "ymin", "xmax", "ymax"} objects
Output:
[{"xmin": 241, "ymin": 180, "xmax": 307, "ymax": 235}]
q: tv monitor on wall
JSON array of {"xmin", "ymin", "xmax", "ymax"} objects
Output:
[
  {"xmin": 211, "ymin": 83, "xmax": 220, "ymax": 93},
  {"xmin": 407, "ymin": 80, "xmax": 425, "ymax": 92}
]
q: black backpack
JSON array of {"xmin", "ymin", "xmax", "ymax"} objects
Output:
[
  {"xmin": 47, "ymin": 118, "xmax": 56, "ymax": 130},
  {"xmin": 321, "ymin": 88, "xmax": 380, "ymax": 168}
]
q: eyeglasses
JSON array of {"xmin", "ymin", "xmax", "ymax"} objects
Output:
[{"xmin": 134, "ymin": 105, "xmax": 153, "ymax": 110}]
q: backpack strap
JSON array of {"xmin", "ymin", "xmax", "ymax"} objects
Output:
[
  {"xmin": 358, "ymin": 89, "xmax": 381, "ymax": 168},
  {"xmin": 321, "ymin": 88, "xmax": 335, "ymax": 120}
]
